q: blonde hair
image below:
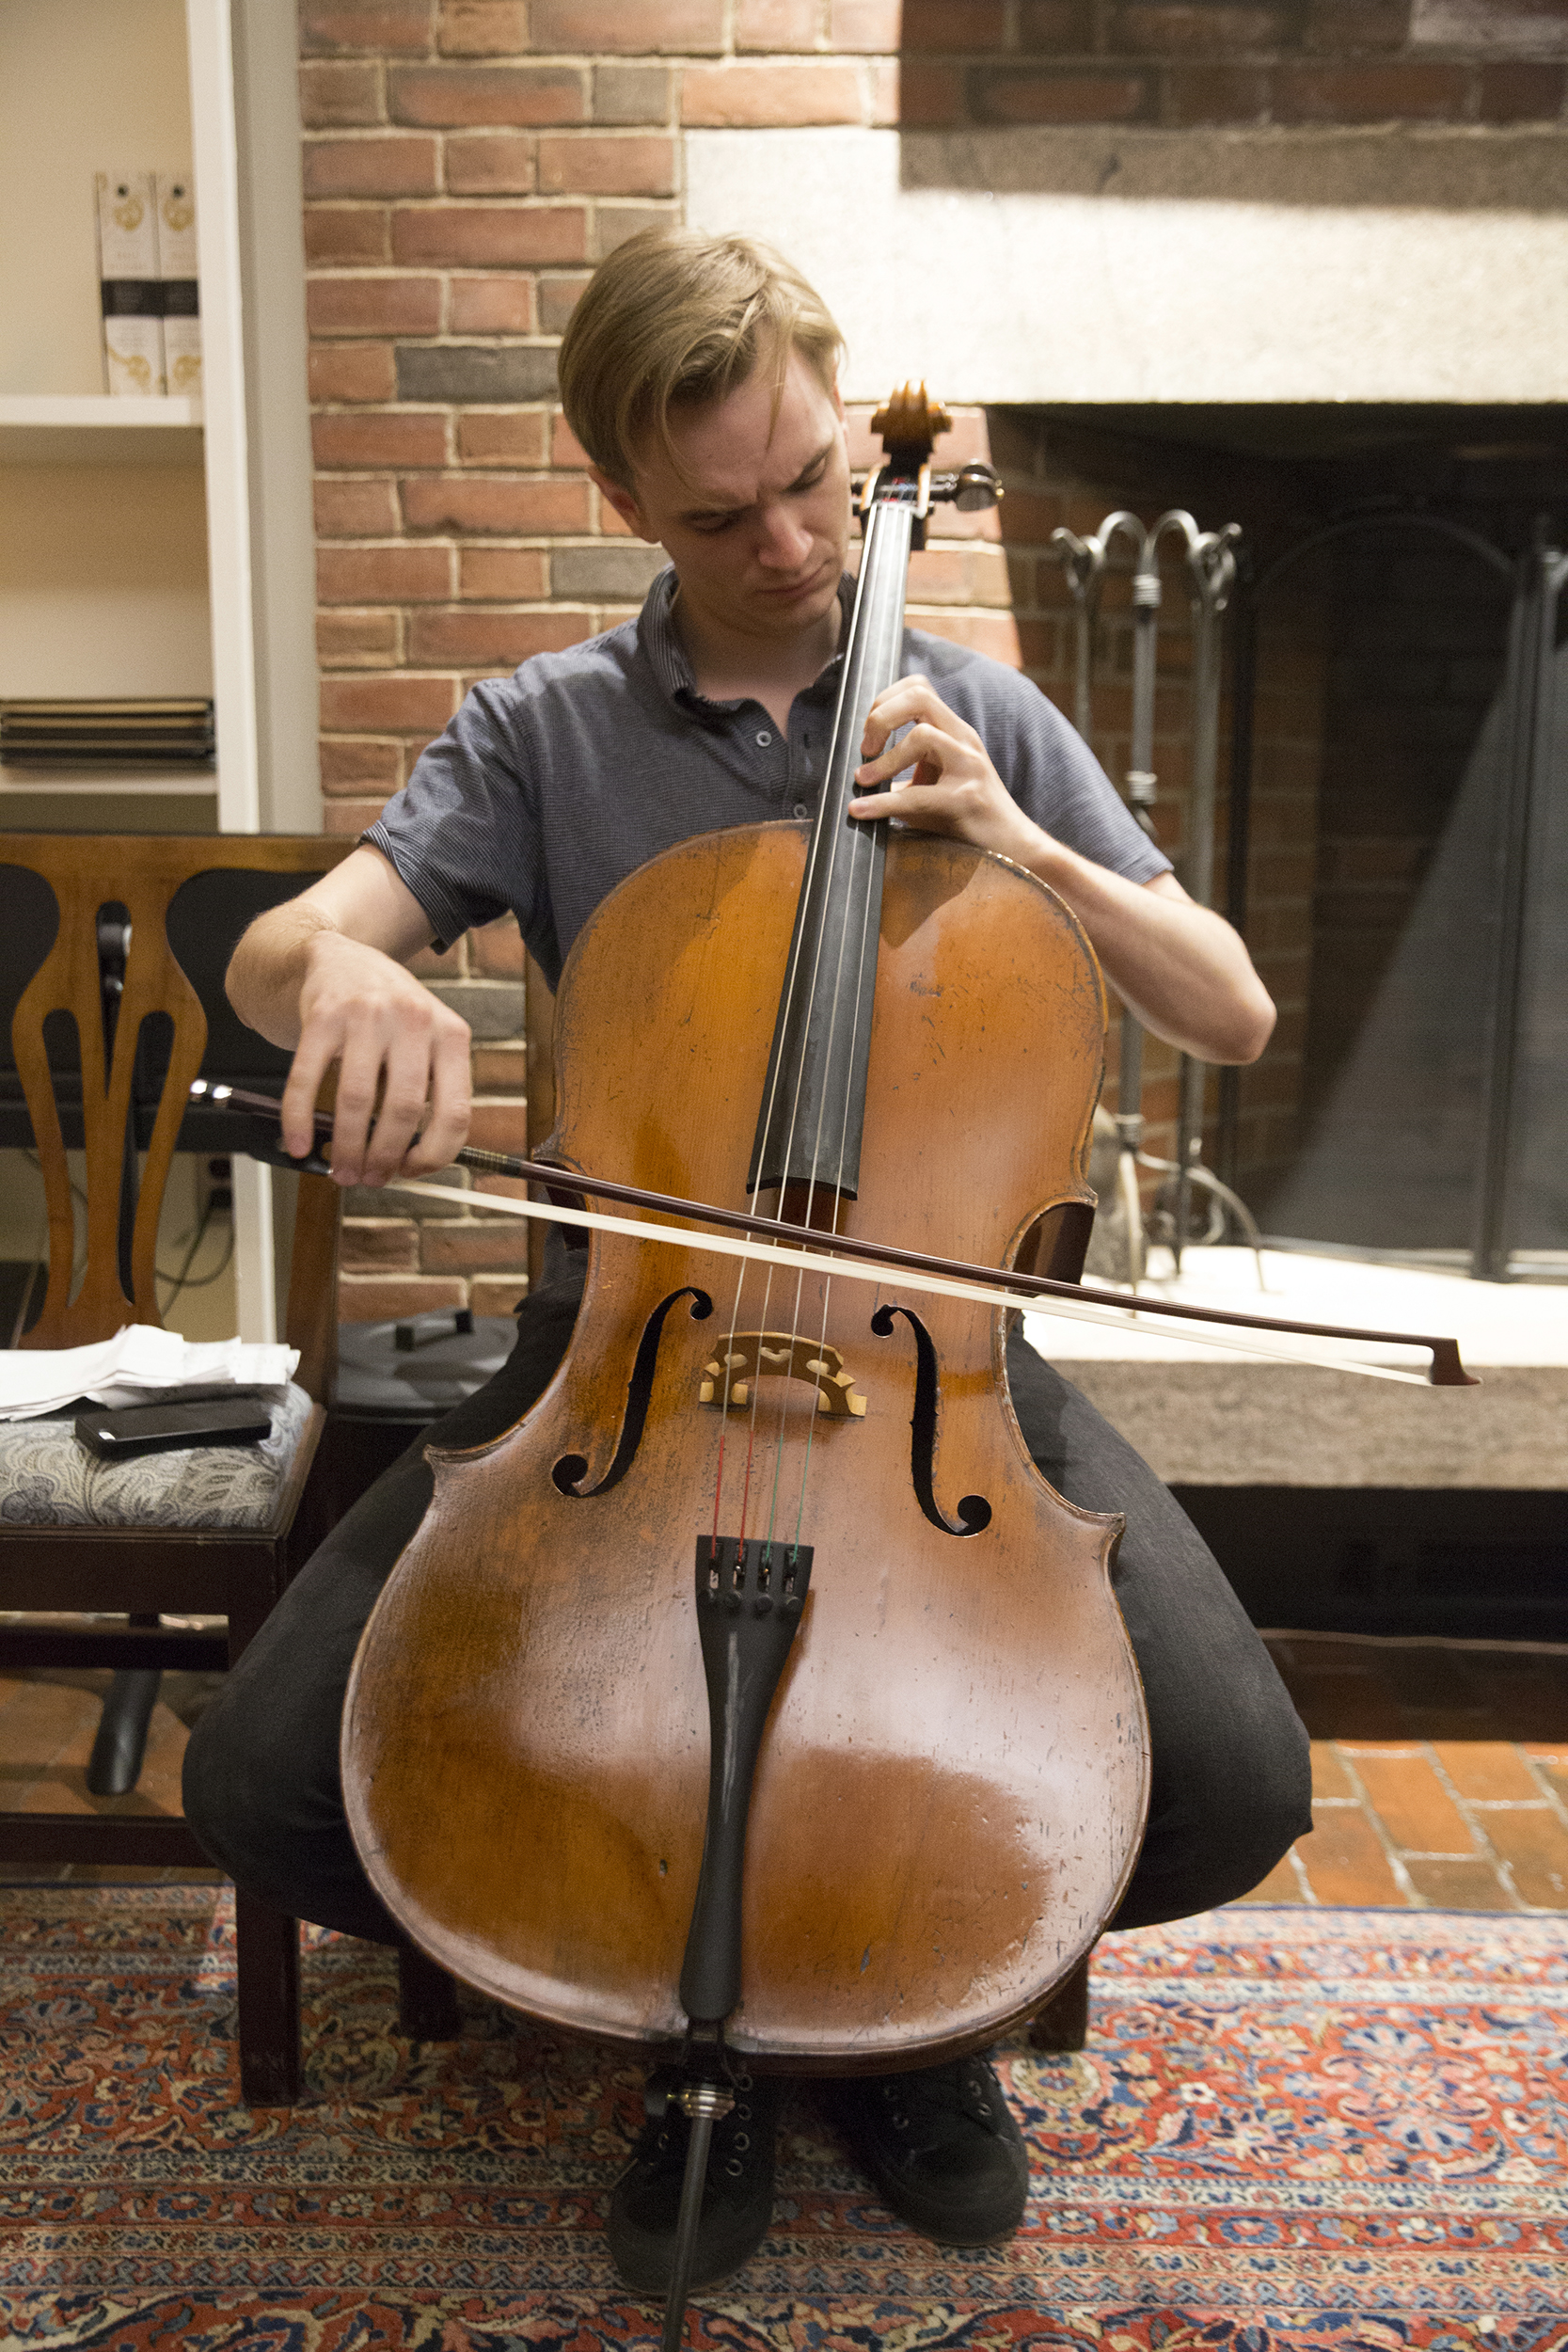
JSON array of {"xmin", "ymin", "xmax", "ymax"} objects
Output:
[{"xmin": 558, "ymin": 228, "xmax": 844, "ymax": 488}]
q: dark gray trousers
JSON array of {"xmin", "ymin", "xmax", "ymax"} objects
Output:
[{"xmin": 184, "ymin": 1252, "xmax": 1310, "ymax": 1945}]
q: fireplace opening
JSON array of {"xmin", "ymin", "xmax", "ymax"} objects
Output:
[{"xmin": 982, "ymin": 402, "xmax": 1567, "ymax": 1281}]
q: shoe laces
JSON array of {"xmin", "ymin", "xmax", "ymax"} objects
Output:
[
  {"xmin": 629, "ymin": 2069, "xmax": 765, "ymax": 2185},
  {"xmin": 876, "ymin": 2059, "xmax": 1004, "ymax": 2148}
]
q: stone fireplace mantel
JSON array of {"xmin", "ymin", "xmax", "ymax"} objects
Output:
[{"xmin": 687, "ymin": 126, "xmax": 1568, "ymax": 407}]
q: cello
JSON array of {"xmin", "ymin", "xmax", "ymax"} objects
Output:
[{"xmin": 306, "ymin": 388, "xmax": 1463, "ymax": 2329}]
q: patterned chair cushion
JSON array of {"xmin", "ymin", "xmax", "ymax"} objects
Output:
[{"xmin": 0, "ymin": 1384, "xmax": 314, "ymax": 1531}]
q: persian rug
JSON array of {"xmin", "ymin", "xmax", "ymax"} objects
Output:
[{"xmin": 1, "ymin": 1890, "xmax": 1563, "ymax": 2351}]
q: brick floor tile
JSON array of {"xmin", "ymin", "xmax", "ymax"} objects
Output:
[
  {"xmin": 1298, "ymin": 1804, "xmax": 1407, "ymax": 1906},
  {"xmin": 1432, "ymin": 1740, "xmax": 1544, "ymax": 1802},
  {"xmin": 1402, "ymin": 1854, "xmax": 1518, "ymax": 1910},
  {"xmin": 1345, "ymin": 1747, "xmax": 1478, "ymax": 1856},
  {"xmin": 1309, "ymin": 1741, "xmax": 1354, "ymax": 1800},
  {"xmin": 1481, "ymin": 1805, "xmax": 1568, "ymax": 1908},
  {"xmin": 1232, "ymin": 1851, "xmax": 1307, "ymax": 1903}
]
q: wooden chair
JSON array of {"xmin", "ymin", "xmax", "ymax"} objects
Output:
[{"xmin": 0, "ymin": 832, "xmax": 352, "ymax": 2104}]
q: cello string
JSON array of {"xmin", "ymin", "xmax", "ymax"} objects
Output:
[{"xmin": 718, "ymin": 501, "xmax": 901, "ymax": 1559}]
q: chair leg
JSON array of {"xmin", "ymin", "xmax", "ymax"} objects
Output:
[
  {"xmin": 86, "ymin": 1669, "xmax": 162, "ymax": 1796},
  {"xmin": 1027, "ymin": 1953, "xmax": 1091, "ymax": 2053},
  {"xmin": 235, "ymin": 1889, "xmax": 301, "ymax": 2106},
  {"xmin": 398, "ymin": 1942, "xmax": 462, "ymax": 2041}
]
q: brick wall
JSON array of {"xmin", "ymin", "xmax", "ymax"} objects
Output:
[{"xmin": 900, "ymin": 0, "xmax": 1568, "ymax": 130}]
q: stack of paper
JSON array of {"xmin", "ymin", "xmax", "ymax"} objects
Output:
[{"xmin": 0, "ymin": 1328, "xmax": 299, "ymax": 1421}]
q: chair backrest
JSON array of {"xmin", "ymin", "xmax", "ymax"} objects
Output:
[{"xmin": 2, "ymin": 834, "xmax": 350, "ymax": 1354}]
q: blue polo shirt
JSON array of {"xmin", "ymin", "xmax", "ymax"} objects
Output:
[{"xmin": 366, "ymin": 568, "xmax": 1168, "ymax": 987}]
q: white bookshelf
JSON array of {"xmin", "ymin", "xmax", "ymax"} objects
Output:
[
  {"xmin": 0, "ymin": 393, "xmax": 204, "ymax": 466},
  {"xmin": 0, "ymin": 0, "xmax": 322, "ymax": 1342}
]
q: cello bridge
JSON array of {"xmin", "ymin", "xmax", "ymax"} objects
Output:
[{"xmin": 699, "ymin": 1333, "xmax": 866, "ymax": 1419}]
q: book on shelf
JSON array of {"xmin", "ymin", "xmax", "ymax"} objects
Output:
[
  {"xmin": 0, "ymin": 700, "xmax": 216, "ymax": 770},
  {"xmin": 154, "ymin": 172, "xmax": 200, "ymax": 400},
  {"xmin": 95, "ymin": 171, "xmax": 164, "ymax": 397}
]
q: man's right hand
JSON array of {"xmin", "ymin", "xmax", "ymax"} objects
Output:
[{"xmin": 226, "ymin": 844, "xmax": 475, "ymax": 1189}]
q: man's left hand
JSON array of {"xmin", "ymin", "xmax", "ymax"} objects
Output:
[{"xmin": 848, "ymin": 677, "xmax": 1047, "ymax": 869}]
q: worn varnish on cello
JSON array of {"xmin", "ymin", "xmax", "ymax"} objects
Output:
[{"xmin": 340, "ymin": 389, "xmax": 1150, "ymax": 2074}]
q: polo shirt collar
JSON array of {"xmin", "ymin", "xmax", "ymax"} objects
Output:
[{"xmin": 637, "ymin": 567, "xmax": 856, "ymax": 714}]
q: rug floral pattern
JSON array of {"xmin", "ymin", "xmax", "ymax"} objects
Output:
[{"xmin": 1, "ymin": 1893, "xmax": 1563, "ymax": 2350}]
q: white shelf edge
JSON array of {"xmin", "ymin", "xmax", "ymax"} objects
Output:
[{"xmin": 0, "ymin": 394, "xmax": 203, "ymax": 429}]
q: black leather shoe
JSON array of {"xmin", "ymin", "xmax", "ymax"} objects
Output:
[
  {"xmin": 827, "ymin": 2056, "xmax": 1029, "ymax": 2244},
  {"xmin": 607, "ymin": 2068, "xmax": 784, "ymax": 2295}
]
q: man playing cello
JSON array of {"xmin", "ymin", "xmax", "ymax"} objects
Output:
[{"xmin": 189, "ymin": 228, "xmax": 1309, "ymax": 2294}]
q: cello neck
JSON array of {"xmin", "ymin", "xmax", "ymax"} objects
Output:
[{"xmin": 745, "ymin": 397, "xmax": 943, "ymax": 1204}]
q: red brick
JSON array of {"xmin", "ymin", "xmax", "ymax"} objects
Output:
[
  {"xmin": 457, "ymin": 548, "xmax": 550, "ymax": 598},
  {"xmin": 829, "ymin": 0, "xmax": 902, "ymax": 46},
  {"xmin": 1166, "ymin": 63, "xmax": 1273, "ymax": 121},
  {"xmin": 551, "ymin": 411, "xmax": 591, "ymax": 469},
  {"xmin": 321, "ymin": 674, "xmax": 459, "ymax": 731},
  {"xmin": 1304, "ymin": 0, "xmax": 1411, "ymax": 49},
  {"xmin": 471, "ymin": 1034, "xmax": 527, "ymax": 1075},
  {"xmin": 590, "ymin": 203, "xmax": 679, "ymax": 259},
  {"xmin": 682, "ymin": 61, "xmax": 865, "ymax": 125},
  {"xmin": 315, "ymin": 477, "xmax": 400, "ymax": 537},
  {"xmin": 302, "ymin": 1, "xmax": 434, "ymax": 54},
  {"xmin": 1483, "ymin": 1807, "xmax": 1568, "ymax": 1908},
  {"xmin": 530, "ymin": 0, "xmax": 724, "ymax": 49},
  {"xmin": 299, "ymin": 61, "xmax": 386, "ymax": 126},
  {"xmin": 973, "ymin": 67, "xmax": 1155, "ymax": 122},
  {"xmin": 309, "ymin": 342, "xmax": 398, "ymax": 403},
  {"xmin": 444, "ymin": 278, "xmax": 530, "ymax": 335},
  {"xmin": 539, "ymin": 271, "xmax": 589, "ymax": 333},
  {"xmin": 318, "ymin": 544, "xmax": 453, "ymax": 603},
  {"xmin": 437, "ymin": 0, "xmax": 529, "ymax": 51},
  {"xmin": 537, "ymin": 134, "xmax": 676, "ymax": 195},
  {"xmin": 321, "ymin": 737, "xmax": 403, "ymax": 791},
  {"xmin": 420, "ymin": 1220, "xmax": 530, "ymax": 1272},
  {"xmin": 308, "ymin": 272, "xmax": 442, "ymax": 336},
  {"xmin": 392, "ymin": 203, "xmax": 587, "ymax": 265},
  {"xmin": 467, "ymin": 1104, "xmax": 530, "ymax": 1153},
  {"xmin": 1433, "ymin": 1743, "xmax": 1545, "ymax": 1803},
  {"xmin": 904, "ymin": 0, "xmax": 1006, "ymax": 47},
  {"xmin": 389, "ymin": 64, "xmax": 586, "ymax": 125},
  {"xmin": 1019, "ymin": 0, "xmax": 1096, "ymax": 45},
  {"xmin": 339, "ymin": 1273, "xmax": 467, "ymax": 1320},
  {"xmin": 305, "ymin": 206, "xmax": 391, "ymax": 264},
  {"xmin": 342, "ymin": 1217, "xmax": 420, "ymax": 1270},
  {"xmin": 456, "ymin": 410, "xmax": 550, "ymax": 465},
  {"xmin": 907, "ymin": 608, "xmax": 1023, "ymax": 666},
  {"xmin": 305, "ymin": 135, "xmax": 439, "ymax": 197},
  {"xmin": 313, "ymin": 410, "xmax": 450, "ymax": 468},
  {"xmin": 1403, "ymin": 1856, "xmax": 1514, "ymax": 1909},
  {"xmin": 408, "ymin": 607, "xmax": 591, "ymax": 663},
  {"xmin": 401, "ymin": 472, "xmax": 592, "ymax": 534},
  {"xmin": 471, "ymin": 917, "xmax": 526, "ymax": 976},
  {"xmin": 1477, "ymin": 63, "xmax": 1567, "ymax": 123},
  {"xmin": 470, "ymin": 1275, "xmax": 531, "ymax": 1313},
  {"xmin": 317, "ymin": 610, "xmax": 402, "ymax": 667},
  {"xmin": 1275, "ymin": 63, "xmax": 1468, "ymax": 122},
  {"xmin": 1109, "ymin": 4, "xmax": 1289, "ymax": 52},
  {"xmin": 446, "ymin": 134, "xmax": 537, "ymax": 193},
  {"xmin": 1348, "ymin": 1749, "xmax": 1478, "ymax": 1856},
  {"xmin": 321, "ymin": 794, "xmax": 393, "ymax": 832},
  {"xmin": 736, "ymin": 0, "xmax": 819, "ymax": 49},
  {"xmin": 1298, "ymin": 1804, "xmax": 1406, "ymax": 1905}
]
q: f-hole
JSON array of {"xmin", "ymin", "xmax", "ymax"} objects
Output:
[
  {"xmin": 553, "ymin": 1286, "xmax": 713, "ymax": 1497},
  {"xmin": 871, "ymin": 1303, "xmax": 991, "ymax": 1536}
]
